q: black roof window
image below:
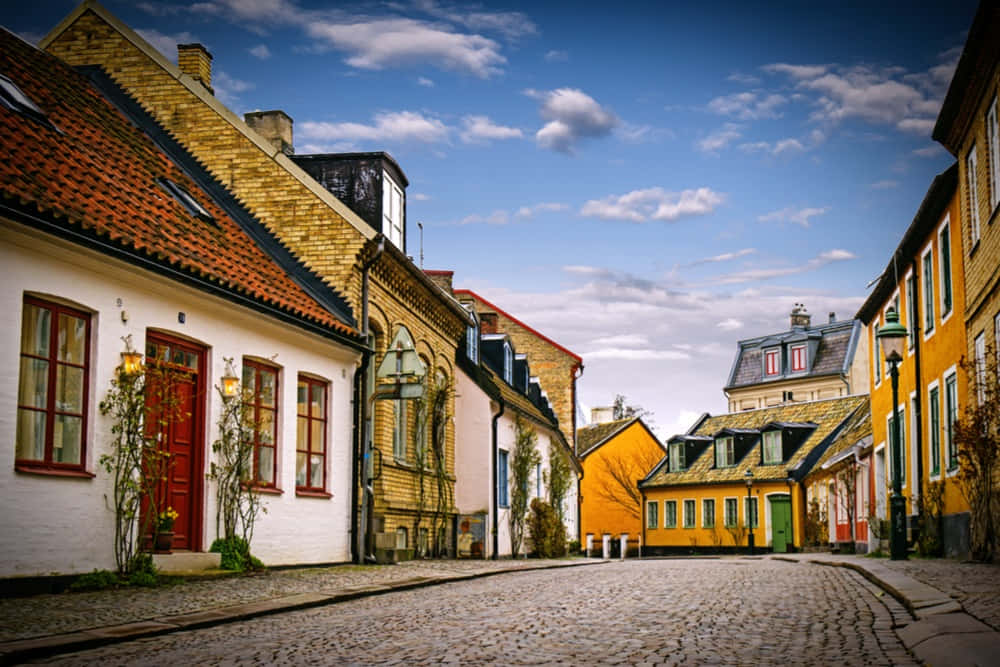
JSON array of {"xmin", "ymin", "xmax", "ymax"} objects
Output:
[
  {"xmin": 158, "ymin": 177, "xmax": 216, "ymax": 224},
  {"xmin": 0, "ymin": 73, "xmax": 55, "ymax": 129}
]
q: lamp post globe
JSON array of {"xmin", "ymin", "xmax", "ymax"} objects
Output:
[{"xmin": 877, "ymin": 308, "xmax": 908, "ymax": 560}]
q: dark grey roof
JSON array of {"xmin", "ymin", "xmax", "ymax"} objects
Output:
[{"xmin": 725, "ymin": 319, "xmax": 861, "ymax": 389}]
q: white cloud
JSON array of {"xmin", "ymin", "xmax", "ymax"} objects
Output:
[
  {"xmin": 677, "ymin": 248, "xmax": 756, "ymax": 270},
  {"xmin": 526, "ymin": 88, "xmax": 619, "ymax": 153},
  {"xmin": 460, "ymin": 115, "xmax": 523, "ymax": 144},
  {"xmin": 412, "ymin": 193, "xmax": 431, "ymax": 201},
  {"xmin": 716, "ymin": 318, "xmax": 743, "ymax": 331},
  {"xmin": 869, "ymin": 179, "xmax": 899, "ymax": 190},
  {"xmin": 710, "ymin": 249, "xmax": 856, "ymax": 284},
  {"xmin": 583, "ymin": 348, "xmax": 691, "ymax": 361},
  {"xmin": 707, "ymin": 91, "xmax": 786, "ymax": 120},
  {"xmin": 762, "ymin": 63, "xmax": 830, "ymax": 79},
  {"xmin": 248, "ymin": 44, "xmax": 271, "ymax": 59},
  {"xmin": 757, "ymin": 206, "xmax": 829, "ymax": 227},
  {"xmin": 544, "ymin": 50, "xmax": 569, "ymax": 62},
  {"xmin": 458, "ymin": 210, "xmax": 509, "ymax": 225},
  {"xmin": 417, "ymin": 76, "xmax": 435, "ymax": 87},
  {"xmin": 913, "ymin": 144, "xmax": 945, "ymax": 158},
  {"xmin": 515, "ymin": 202, "xmax": 569, "ymax": 219},
  {"xmin": 213, "ymin": 71, "xmax": 254, "ymax": 107},
  {"xmin": 697, "ymin": 123, "xmax": 742, "ymax": 153},
  {"xmin": 739, "ymin": 137, "xmax": 806, "ymax": 156},
  {"xmin": 299, "ymin": 111, "xmax": 448, "ymax": 144},
  {"xmin": 588, "ymin": 333, "xmax": 649, "ymax": 347},
  {"xmin": 726, "ymin": 72, "xmax": 761, "ymax": 85},
  {"xmin": 135, "ymin": 28, "xmax": 198, "ymax": 61},
  {"xmin": 581, "ymin": 187, "xmax": 725, "ymax": 223}
]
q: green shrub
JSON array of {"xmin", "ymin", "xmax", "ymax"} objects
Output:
[
  {"xmin": 210, "ymin": 536, "xmax": 264, "ymax": 571},
  {"xmin": 527, "ymin": 498, "xmax": 567, "ymax": 558},
  {"xmin": 568, "ymin": 540, "xmax": 581, "ymax": 554},
  {"xmin": 127, "ymin": 552, "xmax": 159, "ymax": 587},
  {"xmin": 70, "ymin": 569, "xmax": 121, "ymax": 592}
]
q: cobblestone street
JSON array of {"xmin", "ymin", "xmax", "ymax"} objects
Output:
[{"xmin": 35, "ymin": 559, "xmax": 917, "ymax": 666}]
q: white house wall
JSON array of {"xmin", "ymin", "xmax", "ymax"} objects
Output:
[
  {"xmin": 0, "ymin": 223, "xmax": 361, "ymax": 576},
  {"xmin": 454, "ymin": 369, "xmax": 493, "ymax": 518}
]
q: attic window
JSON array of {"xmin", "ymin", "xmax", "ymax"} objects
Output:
[
  {"xmin": 503, "ymin": 341, "xmax": 513, "ymax": 384},
  {"xmin": 764, "ymin": 348, "xmax": 780, "ymax": 376},
  {"xmin": 0, "ymin": 74, "xmax": 53, "ymax": 128},
  {"xmin": 762, "ymin": 430, "xmax": 782, "ymax": 464},
  {"xmin": 669, "ymin": 442, "xmax": 685, "ymax": 471},
  {"xmin": 790, "ymin": 344, "xmax": 806, "ymax": 372},
  {"xmin": 715, "ymin": 436, "xmax": 735, "ymax": 468},
  {"xmin": 158, "ymin": 178, "xmax": 215, "ymax": 223}
]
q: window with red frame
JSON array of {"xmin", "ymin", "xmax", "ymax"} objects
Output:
[
  {"xmin": 790, "ymin": 344, "xmax": 806, "ymax": 372},
  {"xmin": 16, "ymin": 297, "xmax": 90, "ymax": 470},
  {"xmin": 243, "ymin": 360, "xmax": 278, "ymax": 487},
  {"xmin": 764, "ymin": 348, "xmax": 780, "ymax": 376},
  {"xmin": 296, "ymin": 375, "xmax": 327, "ymax": 491}
]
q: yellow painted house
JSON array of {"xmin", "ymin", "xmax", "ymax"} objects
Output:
[
  {"xmin": 578, "ymin": 416, "xmax": 665, "ymax": 545},
  {"xmin": 856, "ymin": 164, "xmax": 969, "ymax": 557},
  {"xmin": 640, "ymin": 396, "xmax": 868, "ymax": 554}
]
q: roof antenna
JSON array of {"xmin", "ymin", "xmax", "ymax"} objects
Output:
[{"xmin": 417, "ymin": 222, "xmax": 424, "ymax": 269}]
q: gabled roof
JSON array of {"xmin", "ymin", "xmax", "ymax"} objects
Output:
[
  {"xmin": 575, "ymin": 417, "xmax": 664, "ymax": 460},
  {"xmin": 856, "ymin": 163, "xmax": 958, "ymax": 324},
  {"xmin": 812, "ymin": 407, "xmax": 872, "ymax": 474},
  {"xmin": 725, "ymin": 318, "xmax": 861, "ymax": 389},
  {"xmin": 640, "ymin": 395, "xmax": 868, "ymax": 488},
  {"xmin": 0, "ymin": 28, "xmax": 362, "ymax": 345}
]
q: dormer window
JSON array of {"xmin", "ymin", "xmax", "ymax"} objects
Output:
[
  {"xmin": 790, "ymin": 344, "xmax": 806, "ymax": 372},
  {"xmin": 715, "ymin": 436, "xmax": 735, "ymax": 468},
  {"xmin": 762, "ymin": 430, "xmax": 782, "ymax": 464},
  {"xmin": 669, "ymin": 442, "xmax": 685, "ymax": 471},
  {"xmin": 382, "ymin": 171, "xmax": 404, "ymax": 249},
  {"xmin": 465, "ymin": 312, "xmax": 479, "ymax": 363},
  {"xmin": 503, "ymin": 341, "xmax": 513, "ymax": 384},
  {"xmin": 764, "ymin": 348, "xmax": 780, "ymax": 376}
]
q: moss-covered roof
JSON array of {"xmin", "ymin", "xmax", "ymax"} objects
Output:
[
  {"xmin": 576, "ymin": 418, "xmax": 635, "ymax": 457},
  {"xmin": 641, "ymin": 395, "xmax": 868, "ymax": 488},
  {"xmin": 811, "ymin": 405, "xmax": 872, "ymax": 473}
]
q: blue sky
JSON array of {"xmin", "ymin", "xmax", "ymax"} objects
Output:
[{"xmin": 5, "ymin": 0, "xmax": 978, "ymax": 436}]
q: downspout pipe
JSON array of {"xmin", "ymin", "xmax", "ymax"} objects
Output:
[
  {"xmin": 911, "ymin": 258, "xmax": 924, "ymax": 534},
  {"xmin": 491, "ymin": 398, "xmax": 506, "ymax": 560},
  {"xmin": 355, "ymin": 237, "xmax": 385, "ymax": 564}
]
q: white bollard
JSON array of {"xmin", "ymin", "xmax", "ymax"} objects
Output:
[
  {"xmin": 586, "ymin": 534, "xmax": 594, "ymax": 558},
  {"xmin": 620, "ymin": 533, "xmax": 628, "ymax": 561},
  {"xmin": 602, "ymin": 534, "xmax": 611, "ymax": 560}
]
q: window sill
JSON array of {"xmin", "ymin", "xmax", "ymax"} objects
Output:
[
  {"xmin": 251, "ymin": 486, "xmax": 284, "ymax": 496},
  {"xmin": 295, "ymin": 489, "xmax": 332, "ymax": 499},
  {"xmin": 15, "ymin": 464, "xmax": 95, "ymax": 479}
]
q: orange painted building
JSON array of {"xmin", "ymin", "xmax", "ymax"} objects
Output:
[
  {"xmin": 856, "ymin": 164, "xmax": 969, "ymax": 557},
  {"xmin": 578, "ymin": 416, "xmax": 664, "ymax": 544}
]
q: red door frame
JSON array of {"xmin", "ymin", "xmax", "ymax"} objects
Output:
[{"xmin": 145, "ymin": 330, "xmax": 207, "ymax": 552}]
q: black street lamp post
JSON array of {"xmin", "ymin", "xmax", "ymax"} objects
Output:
[
  {"xmin": 745, "ymin": 469, "xmax": 755, "ymax": 555},
  {"xmin": 877, "ymin": 308, "xmax": 908, "ymax": 561}
]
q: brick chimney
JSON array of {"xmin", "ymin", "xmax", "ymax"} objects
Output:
[
  {"xmin": 829, "ymin": 311, "xmax": 836, "ymax": 323},
  {"xmin": 480, "ymin": 312, "xmax": 498, "ymax": 334},
  {"xmin": 424, "ymin": 270, "xmax": 453, "ymax": 294},
  {"xmin": 177, "ymin": 44, "xmax": 213, "ymax": 93},
  {"xmin": 590, "ymin": 406, "xmax": 615, "ymax": 424},
  {"xmin": 790, "ymin": 303, "xmax": 811, "ymax": 328},
  {"xmin": 244, "ymin": 110, "xmax": 294, "ymax": 155}
]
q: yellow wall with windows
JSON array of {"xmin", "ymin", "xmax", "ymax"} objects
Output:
[
  {"xmin": 579, "ymin": 421, "xmax": 664, "ymax": 540},
  {"xmin": 867, "ymin": 188, "xmax": 967, "ymax": 519}
]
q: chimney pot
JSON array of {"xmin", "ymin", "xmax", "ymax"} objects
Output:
[
  {"xmin": 244, "ymin": 110, "xmax": 295, "ymax": 155},
  {"xmin": 790, "ymin": 303, "xmax": 811, "ymax": 328},
  {"xmin": 423, "ymin": 270, "xmax": 454, "ymax": 293},
  {"xmin": 590, "ymin": 406, "xmax": 615, "ymax": 424},
  {"xmin": 829, "ymin": 311, "xmax": 836, "ymax": 323},
  {"xmin": 177, "ymin": 43, "xmax": 213, "ymax": 92}
]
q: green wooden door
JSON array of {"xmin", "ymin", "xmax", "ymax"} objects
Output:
[{"xmin": 770, "ymin": 496, "xmax": 791, "ymax": 553}]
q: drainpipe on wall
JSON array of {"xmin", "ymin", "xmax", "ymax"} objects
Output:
[
  {"xmin": 355, "ymin": 237, "xmax": 385, "ymax": 564},
  {"xmin": 350, "ymin": 353, "xmax": 369, "ymax": 564},
  {"xmin": 911, "ymin": 258, "xmax": 924, "ymax": 537},
  {"xmin": 491, "ymin": 398, "xmax": 505, "ymax": 560},
  {"xmin": 572, "ymin": 363, "xmax": 584, "ymax": 544}
]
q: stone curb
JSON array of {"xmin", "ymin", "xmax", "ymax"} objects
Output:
[{"xmin": 0, "ymin": 560, "xmax": 605, "ymax": 665}]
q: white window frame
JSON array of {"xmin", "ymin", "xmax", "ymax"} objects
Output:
[
  {"xmin": 646, "ymin": 500, "xmax": 659, "ymax": 529},
  {"xmin": 988, "ymin": 96, "xmax": 999, "ymax": 211},
  {"xmin": 938, "ymin": 216, "xmax": 954, "ymax": 323},
  {"xmin": 904, "ymin": 269, "xmax": 917, "ymax": 350},
  {"xmin": 382, "ymin": 171, "xmax": 404, "ymax": 250},
  {"xmin": 715, "ymin": 436, "xmax": 735, "ymax": 468},
  {"xmin": 872, "ymin": 322, "xmax": 882, "ymax": 388},
  {"xmin": 683, "ymin": 499, "xmax": 696, "ymax": 528},
  {"xmin": 502, "ymin": 341, "xmax": 513, "ymax": 385},
  {"xmin": 790, "ymin": 344, "xmax": 806, "ymax": 372},
  {"xmin": 764, "ymin": 348, "xmax": 780, "ymax": 376},
  {"xmin": 664, "ymin": 500, "xmax": 677, "ymax": 528},
  {"xmin": 669, "ymin": 442, "xmax": 685, "ymax": 471},
  {"xmin": 723, "ymin": 497, "xmax": 738, "ymax": 528},
  {"xmin": 744, "ymin": 496, "xmax": 759, "ymax": 529},
  {"xmin": 944, "ymin": 367, "xmax": 959, "ymax": 477},
  {"xmin": 921, "ymin": 245, "xmax": 935, "ymax": 340},
  {"xmin": 968, "ymin": 144, "xmax": 981, "ymax": 246},
  {"xmin": 975, "ymin": 332, "xmax": 986, "ymax": 406},
  {"xmin": 927, "ymin": 379, "xmax": 942, "ymax": 481},
  {"xmin": 702, "ymin": 498, "xmax": 715, "ymax": 528},
  {"xmin": 762, "ymin": 430, "xmax": 782, "ymax": 465}
]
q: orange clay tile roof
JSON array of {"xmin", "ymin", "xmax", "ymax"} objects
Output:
[
  {"xmin": 0, "ymin": 29, "xmax": 359, "ymax": 341},
  {"xmin": 641, "ymin": 395, "xmax": 869, "ymax": 487}
]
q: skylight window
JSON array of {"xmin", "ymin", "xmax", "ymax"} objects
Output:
[
  {"xmin": 158, "ymin": 178, "xmax": 215, "ymax": 223},
  {"xmin": 0, "ymin": 74, "xmax": 53, "ymax": 129}
]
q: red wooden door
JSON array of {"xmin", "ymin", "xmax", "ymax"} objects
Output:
[{"xmin": 145, "ymin": 333, "xmax": 205, "ymax": 551}]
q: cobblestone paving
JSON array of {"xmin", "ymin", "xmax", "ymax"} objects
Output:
[
  {"xmin": 36, "ymin": 559, "xmax": 918, "ymax": 666},
  {"xmin": 0, "ymin": 559, "xmax": 574, "ymax": 642},
  {"xmin": 882, "ymin": 559, "xmax": 1000, "ymax": 630}
]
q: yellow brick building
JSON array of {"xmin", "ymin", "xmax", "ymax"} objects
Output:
[
  {"xmin": 856, "ymin": 165, "xmax": 969, "ymax": 557},
  {"xmin": 640, "ymin": 396, "xmax": 868, "ymax": 554},
  {"xmin": 41, "ymin": 0, "xmax": 472, "ymax": 560},
  {"xmin": 577, "ymin": 416, "xmax": 665, "ymax": 546}
]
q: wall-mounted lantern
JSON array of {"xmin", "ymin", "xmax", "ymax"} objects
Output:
[
  {"xmin": 221, "ymin": 359, "xmax": 240, "ymax": 400},
  {"xmin": 120, "ymin": 336, "xmax": 143, "ymax": 376}
]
